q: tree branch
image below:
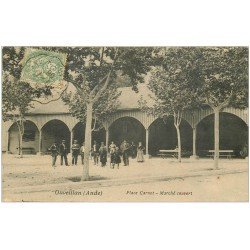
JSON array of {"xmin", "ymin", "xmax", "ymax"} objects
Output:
[
  {"xmin": 173, "ymin": 111, "xmax": 177, "ymax": 126},
  {"xmin": 204, "ymin": 93, "xmax": 215, "ymax": 109},
  {"xmin": 220, "ymin": 90, "xmax": 233, "ymax": 109},
  {"xmin": 31, "ymin": 82, "xmax": 69, "ymax": 105},
  {"xmin": 92, "ymin": 48, "xmax": 119, "ymax": 103},
  {"xmin": 177, "ymin": 110, "xmax": 182, "ymax": 126},
  {"xmin": 91, "ymin": 117, "xmax": 97, "ymax": 132},
  {"xmin": 89, "ymin": 73, "xmax": 109, "ymax": 97},
  {"xmin": 99, "ymin": 47, "xmax": 104, "ymax": 66}
]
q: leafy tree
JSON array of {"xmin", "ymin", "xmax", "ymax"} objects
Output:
[
  {"xmin": 53, "ymin": 47, "xmax": 155, "ymax": 180},
  {"xmin": 140, "ymin": 48, "xmax": 200, "ymax": 162},
  {"xmin": 197, "ymin": 47, "xmax": 248, "ymax": 169},
  {"xmin": 2, "ymin": 47, "xmax": 52, "ymax": 157},
  {"xmin": 62, "ymin": 81, "xmax": 121, "ymax": 134}
]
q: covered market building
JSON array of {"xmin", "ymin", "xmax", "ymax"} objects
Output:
[{"xmin": 2, "ymin": 84, "xmax": 248, "ymax": 158}]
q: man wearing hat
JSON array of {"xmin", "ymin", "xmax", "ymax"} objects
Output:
[
  {"xmin": 71, "ymin": 139, "xmax": 80, "ymax": 165},
  {"xmin": 59, "ymin": 139, "xmax": 69, "ymax": 166},
  {"xmin": 120, "ymin": 140, "xmax": 130, "ymax": 166},
  {"xmin": 49, "ymin": 141, "xmax": 59, "ymax": 168}
]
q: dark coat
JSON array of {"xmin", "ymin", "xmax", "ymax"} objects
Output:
[
  {"xmin": 130, "ymin": 144, "xmax": 137, "ymax": 158},
  {"xmin": 71, "ymin": 143, "xmax": 80, "ymax": 155},
  {"xmin": 99, "ymin": 146, "xmax": 107, "ymax": 163},
  {"xmin": 49, "ymin": 144, "xmax": 58, "ymax": 156},
  {"xmin": 111, "ymin": 150, "xmax": 121, "ymax": 164},
  {"xmin": 120, "ymin": 142, "xmax": 130, "ymax": 153},
  {"xmin": 59, "ymin": 143, "xmax": 68, "ymax": 155}
]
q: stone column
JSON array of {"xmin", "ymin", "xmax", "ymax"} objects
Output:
[
  {"xmin": 145, "ymin": 128, "xmax": 149, "ymax": 158},
  {"xmin": 37, "ymin": 129, "xmax": 42, "ymax": 155},
  {"xmin": 106, "ymin": 128, "xmax": 109, "ymax": 148},
  {"xmin": 6, "ymin": 130, "xmax": 10, "ymax": 154},
  {"xmin": 70, "ymin": 129, "xmax": 74, "ymax": 153},
  {"xmin": 190, "ymin": 125, "xmax": 199, "ymax": 159}
]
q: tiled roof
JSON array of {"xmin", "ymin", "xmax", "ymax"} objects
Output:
[{"xmin": 27, "ymin": 84, "xmax": 154, "ymax": 114}]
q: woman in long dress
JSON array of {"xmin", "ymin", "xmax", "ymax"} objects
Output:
[
  {"xmin": 99, "ymin": 142, "xmax": 107, "ymax": 167},
  {"xmin": 137, "ymin": 142, "xmax": 144, "ymax": 163}
]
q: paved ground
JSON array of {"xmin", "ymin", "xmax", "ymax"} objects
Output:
[{"xmin": 1, "ymin": 154, "xmax": 249, "ymax": 202}]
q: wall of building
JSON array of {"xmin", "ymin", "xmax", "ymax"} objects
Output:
[{"xmin": 2, "ymin": 107, "xmax": 248, "ymax": 156}]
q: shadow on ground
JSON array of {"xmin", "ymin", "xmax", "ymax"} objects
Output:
[{"xmin": 67, "ymin": 176, "xmax": 108, "ymax": 182}]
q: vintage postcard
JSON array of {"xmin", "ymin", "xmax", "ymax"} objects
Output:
[{"xmin": 1, "ymin": 46, "xmax": 249, "ymax": 202}]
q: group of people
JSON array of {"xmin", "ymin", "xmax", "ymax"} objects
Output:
[
  {"xmin": 49, "ymin": 139, "xmax": 85, "ymax": 168},
  {"xmin": 49, "ymin": 139, "xmax": 145, "ymax": 168}
]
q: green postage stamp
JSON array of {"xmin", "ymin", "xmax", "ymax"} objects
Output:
[{"xmin": 21, "ymin": 49, "xmax": 67, "ymax": 88}]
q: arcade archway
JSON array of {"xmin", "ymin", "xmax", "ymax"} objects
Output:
[
  {"xmin": 72, "ymin": 122, "xmax": 106, "ymax": 145},
  {"xmin": 196, "ymin": 112, "xmax": 248, "ymax": 157},
  {"xmin": 108, "ymin": 117, "xmax": 146, "ymax": 147},
  {"xmin": 8, "ymin": 120, "xmax": 39, "ymax": 154},
  {"xmin": 41, "ymin": 119, "xmax": 70, "ymax": 153},
  {"xmin": 148, "ymin": 117, "xmax": 193, "ymax": 156}
]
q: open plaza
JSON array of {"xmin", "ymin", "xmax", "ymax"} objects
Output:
[{"xmin": 2, "ymin": 154, "xmax": 248, "ymax": 202}]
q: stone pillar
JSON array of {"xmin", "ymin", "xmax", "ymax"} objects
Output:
[
  {"xmin": 190, "ymin": 125, "xmax": 199, "ymax": 159},
  {"xmin": 145, "ymin": 128, "xmax": 149, "ymax": 158},
  {"xmin": 106, "ymin": 128, "xmax": 109, "ymax": 148},
  {"xmin": 70, "ymin": 129, "xmax": 74, "ymax": 153},
  {"xmin": 6, "ymin": 130, "xmax": 10, "ymax": 154},
  {"xmin": 37, "ymin": 129, "xmax": 42, "ymax": 155}
]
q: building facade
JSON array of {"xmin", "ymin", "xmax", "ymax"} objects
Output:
[{"xmin": 2, "ymin": 85, "xmax": 248, "ymax": 157}]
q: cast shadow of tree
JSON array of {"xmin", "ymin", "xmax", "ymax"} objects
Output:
[{"xmin": 67, "ymin": 176, "xmax": 108, "ymax": 182}]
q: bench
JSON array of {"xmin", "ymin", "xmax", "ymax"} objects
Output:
[
  {"xmin": 158, "ymin": 149, "xmax": 178, "ymax": 159},
  {"xmin": 207, "ymin": 150, "xmax": 235, "ymax": 159},
  {"xmin": 16, "ymin": 147, "xmax": 36, "ymax": 155}
]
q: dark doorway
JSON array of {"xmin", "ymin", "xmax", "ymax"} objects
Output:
[
  {"xmin": 109, "ymin": 117, "xmax": 146, "ymax": 147},
  {"xmin": 148, "ymin": 117, "xmax": 192, "ymax": 156},
  {"xmin": 73, "ymin": 122, "xmax": 106, "ymax": 146},
  {"xmin": 41, "ymin": 120, "xmax": 70, "ymax": 153},
  {"xmin": 196, "ymin": 112, "xmax": 248, "ymax": 157}
]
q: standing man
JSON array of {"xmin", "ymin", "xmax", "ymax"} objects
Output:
[
  {"xmin": 130, "ymin": 141, "xmax": 137, "ymax": 159},
  {"xmin": 49, "ymin": 141, "xmax": 59, "ymax": 168},
  {"xmin": 120, "ymin": 140, "xmax": 130, "ymax": 166},
  {"xmin": 59, "ymin": 139, "xmax": 69, "ymax": 166},
  {"xmin": 109, "ymin": 141, "xmax": 116, "ymax": 167},
  {"xmin": 109, "ymin": 141, "xmax": 116, "ymax": 154},
  {"xmin": 71, "ymin": 139, "xmax": 80, "ymax": 165}
]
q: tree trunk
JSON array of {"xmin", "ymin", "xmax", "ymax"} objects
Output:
[
  {"xmin": 175, "ymin": 125, "xmax": 181, "ymax": 162},
  {"xmin": 17, "ymin": 122, "xmax": 23, "ymax": 158},
  {"xmin": 213, "ymin": 107, "xmax": 220, "ymax": 169},
  {"xmin": 18, "ymin": 132, "xmax": 21, "ymax": 155},
  {"xmin": 20, "ymin": 133, "xmax": 23, "ymax": 158},
  {"xmin": 82, "ymin": 102, "xmax": 93, "ymax": 181}
]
